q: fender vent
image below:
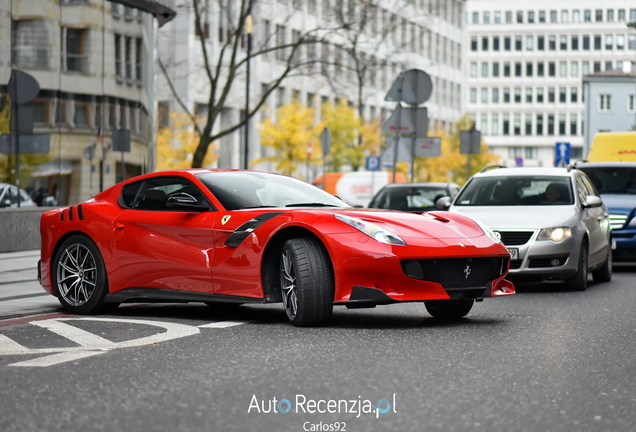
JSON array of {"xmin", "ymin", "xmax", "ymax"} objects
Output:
[
  {"xmin": 68, "ymin": 206, "xmax": 74, "ymax": 221},
  {"xmin": 77, "ymin": 205, "xmax": 84, "ymax": 220}
]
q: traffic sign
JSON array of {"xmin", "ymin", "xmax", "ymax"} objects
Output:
[
  {"xmin": 382, "ymin": 105, "xmax": 415, "ymax": 134},
  {"xmin": 365, "ymin": 156, "xmax": 381, "ymax": 171},
  {"xmin": 555, "ymin": 142, "xmax": 571, "ymax": 167},
  {"xmin": 414, "ymin": 137, "xmax": 441, "ymax": 157},
  {"xmin": 385, "ymin": 69, "xmax": 433, "ymax": 105},
  {"xmin": 321, "ymin": 127, "xmax": 331, "ymax": 156},
  {"xmin": 306, "ymin": 141, "xmax": 313, "ymax": 159},
  {"xmin": 112, "ymin": 129, "xmax": 131, "ymax": 152},
  {"xmin": 0, "ymin": 134, "xmax": 51, "ymax": 154},
  {"xmin": 460, "ymin": 129, "xmax": 481, "ymax": 154},
  {"xmin": 381, "ymin": 136, "xmax": 412, "ymax": 164}
]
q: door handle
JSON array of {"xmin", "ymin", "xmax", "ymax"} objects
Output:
[{"xmin": 114, "ymin": 223, "xmax": 125, "ymax": 230}]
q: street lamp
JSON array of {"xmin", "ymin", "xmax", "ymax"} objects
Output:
[{"xmin": 243, "ymin": 6, "xmax": 253, "ymax": 170}]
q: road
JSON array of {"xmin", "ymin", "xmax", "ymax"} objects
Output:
[{"xmin": 1, "ymin": 251, "xmax": 636, "ymax": 431}]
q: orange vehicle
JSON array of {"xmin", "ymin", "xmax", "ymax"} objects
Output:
[{"xmin": 313, "ymin": 171, "xmax": 406, "ymax": 207}]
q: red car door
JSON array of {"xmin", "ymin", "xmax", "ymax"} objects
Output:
[{"xmin": 110, "ymin": 177, "xmax": 217, "ymax": 293}]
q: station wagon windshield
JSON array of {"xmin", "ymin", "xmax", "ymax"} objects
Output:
[{"xmin": 455, "ymin": 176, "xmax": 574, "ymax": 206}]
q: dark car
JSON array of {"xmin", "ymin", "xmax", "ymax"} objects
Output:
[
  {"xmin": 576, "ymin": 161, "xmax": 636, "ymax": 261},
  {"xmin": 368, "ymin": 182, "xmax": 460, "ymax": 213}
]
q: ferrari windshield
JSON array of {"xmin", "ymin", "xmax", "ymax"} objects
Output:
[
  {"xmin": 196, "ymin": 171, "xmax": 348, "ymax": 210},
  {"xmin": 455, "ymin": 176, "xmax": 574, "ymax": 206}
]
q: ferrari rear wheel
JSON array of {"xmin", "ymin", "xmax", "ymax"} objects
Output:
[
  {"xmin": 425, "ymin": 299, "xmax": 474, "ymax": 320},
  {"xmin": 52, "ymin": 235, "xmax": 116, "ymax": 314},
  {"xmin": 280, "ymin": 238, "xmax": 334, "ymax": 327}
]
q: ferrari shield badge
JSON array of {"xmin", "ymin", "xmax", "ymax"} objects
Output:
[{"xmin": 221, "ymin": 215, "xmax": 231, "ymax": 225}]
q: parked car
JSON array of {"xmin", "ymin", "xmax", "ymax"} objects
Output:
[
  {"xmin": 437, "ymin": 166, "xmax": 612, "ymax": 291},
  {"xmin": 39, "ymin": 169, "xmax": 515, "ymax": 326},
  {"xmin": 368, "ymin": 182, "xmax": 460, "ymax": 213},
  {"xmin": 576, "ymin": 161, "xmax": 636, "ymax": 261},
  {"xmin": 0, "ymin": 183, "xmax": 37, "ymax": 208}
]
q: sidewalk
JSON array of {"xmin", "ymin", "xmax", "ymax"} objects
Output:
[{"xmin": 0, "ymin": 250, "xmax": 61, "ymax": 319}]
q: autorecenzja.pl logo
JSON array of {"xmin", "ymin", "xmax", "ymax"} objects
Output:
[{"xmin": 247, "ymin": 394, "xmax": 397, "ymax": 418}]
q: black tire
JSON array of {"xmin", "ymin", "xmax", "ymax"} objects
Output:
[
  {"xmin": 564, "ymin": 244, "xmax": 588, "ymax": 291},
  {"xmin": 280, "ymin": 238, "xmax": 334, "ymax": 327},
  {"xmin": 425, "ymin": 299, "xmax": 474, "ymax": 320},
  {"xmin": 52, "ymin": 234, "xmax": 116, "ymax": 314},
  {"xmin": 592, "ymin": 245, "xmax": 612, "ymax": 283}
]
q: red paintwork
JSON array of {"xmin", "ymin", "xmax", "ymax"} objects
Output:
[{"xmin": 40, "ymin": 169, "xmax": 514, "ymax": 302}]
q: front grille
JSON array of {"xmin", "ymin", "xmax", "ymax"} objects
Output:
[
  {"xmin": 609, "ymin": 214, "xmax": 628, "ymax": 230},
  {"xmin": 402, "ymin": 257, "xmax": 508, "ymax": 290},
  {"xmin": 612, "ymin": 232, "xmax": 635, "ymax": 239},
  {"xmin": 496, "ymin": 231, "xmax": 534, "ymax": 246}
]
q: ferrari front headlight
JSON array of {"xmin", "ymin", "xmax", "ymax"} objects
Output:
[
  {"xmin": 334, "ymin": 214, "xmax": 406, "ymax": 246},
  {"xmin": 537, "ymin": 227, "xmax": 572, "ymax": 242}
]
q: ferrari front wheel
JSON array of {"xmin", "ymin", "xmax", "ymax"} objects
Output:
[
  {"xmin": 425, "ymin": 299, "xmax": 474, "ymax": 320},
  {"xmin": 280, "ymin": 238, "xmax": 334, "ymax": 327},
  {"xmin": 52, "ymin": 235, "xmax": 116, "ymax": 314}
]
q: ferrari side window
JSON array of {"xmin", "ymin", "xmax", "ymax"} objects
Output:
[
  {"xmin": 119, "ymin": 181, "xmax": 143, "ymax": 209},
  {"xmin": 135, "ymin": 177, "xmax": 209, "ymax": 211}
]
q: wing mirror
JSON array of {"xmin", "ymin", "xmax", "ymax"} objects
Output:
[
  {"xmin": 1, "ymin": 198, "xmax": 10, "ymax": 208},
  {"xmin": 166, "ymin": 192, "xmax": 209, "ymax": 212},
  {"xmin": 583, "ymin": 195, "xmax": 603, "ymax": 208},
  {"xmin": 435, "ymin": 196, "xmax": 452, "ymax": 210}
]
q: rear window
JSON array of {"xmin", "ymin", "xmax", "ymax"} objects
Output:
[
  {"xmin": 455, "ymin": 176, "xmax": 574, "ymax": 206},
  {"xmin": 369, "ymin": 187, "xmax": 450, "ymax": 211},
  {"xmin": 578, "ymin": 167, "xmax": 636, "ymax": 195}
]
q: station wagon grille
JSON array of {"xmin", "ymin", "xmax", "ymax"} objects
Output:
[
  {"xmin": 402, "ymin": 257, "xmax": 508, "ymax": 290},
  {"xmin": 609, "ymin": 214, "xmax": 627, "ymax": 230},
  {"xmin": 496, "ymin": 231, "xmax": 534, "ymax": 246}
]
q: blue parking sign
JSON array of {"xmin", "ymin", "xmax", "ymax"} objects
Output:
[
  {"xmin": 555, "ymin": 142, "xmax": 571, "ymax": 167},
  {"xmin": 366, "ymin": 156, "xmax": 381, "ymax": 171}
]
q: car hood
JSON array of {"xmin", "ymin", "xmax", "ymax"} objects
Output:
[
  {"xmin": 600, "ymin": 194, "xmax": 636, "ymax": 213},
  {"xmin": 448, "ymin": 205, "xmax": 578, "ymax": 230}
]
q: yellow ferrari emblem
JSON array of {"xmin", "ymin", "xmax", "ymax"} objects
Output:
[{"xmin": 221, "ymin": 215, "xmax": 231, "ymax": 225}]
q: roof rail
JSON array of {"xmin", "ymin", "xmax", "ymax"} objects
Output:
[{"xmin": 479, "ymin": 165, "xmax": 507, "ymax": 173}]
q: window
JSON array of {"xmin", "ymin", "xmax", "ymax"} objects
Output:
[
  {"xmin": 62, "ymin": 27, "xmax": 89, "ymax": 73},
  {"xmin": 504, "ymin": 37, "xmax": 511, "ymax": 51},
  {"xmin": 605, "ymin": 61, "xmax": 613, "ymax": 71},
  {"xmin": 514, "ymin": 114, "xmax": 521, "ymax": 135},
  {"xmin": 494, "ymin": 11, "xmax": 501, "ymax": 23},
  {"xmin": 594, "ymin": 61, "xmax": 601, "ymax": 72},
  {"xmin": 618, "ymin": 9, "xmax": 626, "ymax": 21},
  {"xmin": 560, "ymin": 35, "xmax": 567, "ymax": 50},
  {"xmin": 559, "ymin": 114, "xmax": 566, "ymax": 135},
  {"xmin": 484, "ymin": 11, "xmax": 491, "ymax": 24},
  {"xmin": 482, "ymin": 37, "xmax": 489, "ymax": 51},
  {"xmin": 548, "ymin": 35, "xmax": 557, "ymax": 51},
  {"xmin": 537, "ymin": 36, "xmax": 545, "ymax": 50},
  {"xmin": 548, "ymin": 115, "xmax": 555, "ymax": 135},
  {"xmin": 517, "ymin": 11, "xmax": 523, "ymax": 23},
  {"xmin": 583, "ymin": 35, "xmax": 590, "ymax": 50},
  {"xmin": 539, "ymin": 10, "xmax": 546, "ymax": 23},
  {"xmin": 630, "ymin": 35, "xmax": 636, "ymax": 50},
  {"xmin": 505, "ymin": 11, "xmax": 512, "ymax": 23},
  {"xmin": 11, "ymin": 20, "xmax": 50, "ymax": 69},
  {"xmin": 276, "ymin": 25, "xmax": 286, "ymax": 61},
  {"xmin": 548, "ymin": 62, "xmax": 556, "ymax": 77},
  {"xmin": 515, "ymin": 62, "xmax": 522, "ymax": 77},
  {"xmin": 525, "ymin": 115, "xmax": 533, "ymax": 135},
  {"xmin": 537, "ymin": 62, "xmax": 544, "ymax": 77},
  {"xmin": 515, "ymin": 36, "xmax": 522, "ymax": 51},
  {"xmin": 573, "ymin": 10, "xmax": 580, "ymax": 22},
  {"xmin": 598, "ymin": 94, "xmax": 611, "ymax": 112},
  {"xmin": 571, "ymin": 36, "xmax": 579, "ymax": 50},
  {"xmin": 607, "ymin": 9, "xmax": 614, "ymax": 22},
  {"xmin": 472, "ymin": 12, "xmax": 479, "ymax": 24},
  {"xmin": 526, "ymin": 87, "xmax": 533, "ymax": 103},
  {"xmin": 503, "ymin": 87, "xmax": 510, "ymax": 103},
  {"xmin": 571, "ymin": 88, "xmax": 578, "ymax": 103},
  {"xmin": 561, "ymin": 10, "xmax": 569, "ymax": 23},
  {"xmin": 493, "ymin": 62, "xmax": 500, "ymax": 77},
  {"xmin": 536, "ymin": 114, "xmax": 544, "ymax": 135},
  {"xmin": 73, "ymin": 95, "xmax": 91, "ymax": 127},
  {"xmin": 492, "ymin": 88, "xmax": 500, "ymax": 103},
  {"xmin": 482, "ymin": 62, "xmax": 489, "ymax": 77},
  {"xmin": 570, "ymin": 114, "xmax": 578, "ymax": 135},
  {"xmin": 503, "ymin": 114, "xmax": 510, "ymax": 135},
  {"xmin": 550, "ymin": 10, "xmax": 557, "ymax": 22},
  {"xmin": 508, "ymin": 147, "xmax": 522, "ymax": 158},
  {"xmin": 124, "ymin": 36, "xmax": 132, "ymax": 79},
  {"xmin": 481, "ymin": 88, "xmax": 488, "ymax": 103},
  {"xmin": 526, "ymin": 36, "xmax": 534, "ymax": 50},
  {"xmin": 470, "ymin": 62, "xmax": 477, "ymax": 77},
  {"xmin": 470, "ymin": 88, "xmax": 477, "ymax": 104},
  {"xmin": 514, "ymin": 87, "xmax": 521, "ymax": 103},
  {"xmin": 559, "ymin": 87, "xmax": 567, "ymax": 103},
  {"xmin": 617, "ymin": 35, "xmax": 625, "ymax": 50},
  {"xmin": 135, "ymin": 38, "xmax": 143, "ymax": 81},
  {"xmin": 537, "ymin": 87, "xmax": 544, "ymax": 103},
  {"xmin": 628, "ymin": 94, "xmax": 635, "ymax": 113},
  {"xmin": 548, "ymin": 87, "xmax": 555, "ymax": 102},
  {"xmin": 525, "ymin": 147, "xmax": 537, "ymax": 159},
  {"xmin": 528, "ymin": 11, "xmax": 535, "ymax": 23},
  {"xmin": 114, "ymin": 34, "xmax": 122, "ymax": 77},
  {"xmin": 605, "ymin": 35, "xmax": 613, "ymax": 50},
  {"xmin": 493, "ymin": 37, "xmax": 500, "ymax": 51},
  {"xmin": 559, "ymin": 61, "xmax": 567, "ymax": 77},
  {"xmin": 526, "ymin": 62, "xmax": 533, "ymax": 77},
  {"xmin": 584, "ymin": 10, "xmax": 591, "ymax": 22},
  {"xmin": 571, "ymin": 61, "xmax": 579, "ymax": 77},
  {"xmin": 617, "ymin": 61, "xmax": 624, "ymax": 71},
  {"xmin": 594, "ymin": 35, "xmax": 601, "ymax": 50},
  {"xmin": 503, "ymin": 62, "xmax": 511, "ymax": 77},
  {"xmin": 471, "ymin": 36, "xmax": 477, "ymax": 51},
  {"xmin": 491, "ymin": 114, "xmax": 499, "ymax": 135},
  {"xmin": 595, "ymin": 9, "xmax": 603, "ymax": 22},
  {"xmin": 631, "ymin": 9, "xmax": 636, "ymax": 21}
]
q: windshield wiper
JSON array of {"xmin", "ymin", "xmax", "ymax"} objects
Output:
[{"xmin": 285, "ymin": 203, "xmax": 340, "ymax": 207}]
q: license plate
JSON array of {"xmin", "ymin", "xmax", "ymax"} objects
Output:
[
  {"xmin": 612, "ymin": 239, "xmax": 616, "ymax": 250},
  {"xmin": 507, "ymin": 248, "xmax": 519, "ymax": 260}
]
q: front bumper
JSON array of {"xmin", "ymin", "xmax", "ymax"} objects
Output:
[{"xmin": 609, "ymin": 228, "xmax": 636, "ymax": 261}]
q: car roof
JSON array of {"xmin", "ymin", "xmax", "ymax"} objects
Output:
[
  {"xmin": 576, "ymin": 161, "xmax": 636, "ymax": 168},
  {"xmin": 381, "ymin": 182, "xmax": 455, "ymax": 188},
  {"xmin": 474, "ymin": 167, "xmax": 574, "ymax": 178}
]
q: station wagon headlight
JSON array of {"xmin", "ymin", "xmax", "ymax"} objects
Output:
[
  {"xmin": 334, "ymin": 214, "xmax": 406, "ymax": 246},
  {"xmin": 537, "ymin": 227, "xmax": 572, "ymax": 242}
]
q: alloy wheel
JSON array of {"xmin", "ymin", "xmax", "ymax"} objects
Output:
[
  {"xmin": 280, "ymin": 248, "xmax": 298, "ymax": 320},
  {"xmin": 57, "ymin": 243, "xmax": 98, "ymax": 307}
]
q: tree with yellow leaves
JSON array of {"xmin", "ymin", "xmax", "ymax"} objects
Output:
[
  {"xmin": 415, "ymin": 114, "xmax": 500, "ymax": 185},
  {"xmin": 255, "ymin": 100, "xmax": 323, "ymax": 176},
  {"xmin": 320, "ymin": 99, "xmax": 361, "ymax": 172},
  {"xmin": 156, "ymin": 111, "xmax": 217, "ymax": 170}
]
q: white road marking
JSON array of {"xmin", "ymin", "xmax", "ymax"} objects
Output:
[
  {"xmin": 31, "ymin": 319, "xmax": 116, "ymax": 349},
  {"xmin": 0, "ymin": 334, "xmax": 30, "ymax": 353},
  {"xmin": 11, "ymin": 350, "xmax": 109, "ymax": 368},
  {"xmin": 198, "ymin": 320, "xmax": 253, "ymax": 329}
]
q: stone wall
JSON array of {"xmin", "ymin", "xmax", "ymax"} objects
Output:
[{"xmin": 0, "ymin": 208, "xmax": 52, "ymax": 253}]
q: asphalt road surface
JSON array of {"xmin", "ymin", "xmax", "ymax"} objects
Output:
[{"xmin": 1, "ymin": 265, "xmax": 636, "ymax": 432}]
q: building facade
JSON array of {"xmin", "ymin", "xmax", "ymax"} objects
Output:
[
  {"xmin": 1, "ymin": 0, "xmax": 168, "ymax": 206},
  {"xmin": 465, "ymin": 0, "xmax": 636, "ymax": 167},
  {"xmin": 157, "ymin": 0, "xmax": 465, "ymax": 179}
]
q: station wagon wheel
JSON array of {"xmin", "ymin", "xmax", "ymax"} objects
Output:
[
  {"xmin": 425, "ymin": 299, "xmax": 474, "ymax": 320},
  {"xmin": 592, "ymin": 244, "xmax": 612, "ymax": 283},
  {"xmin": 564, "ymin": 244, "xmax": 588, "ymax": 291},
  {"xmin": 52, "ymin": 235, "xmax": 116, "ymax": 314},
  {"xmin": 280, "ymin": 238, "xmax": 334, "ymax": 327}
]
